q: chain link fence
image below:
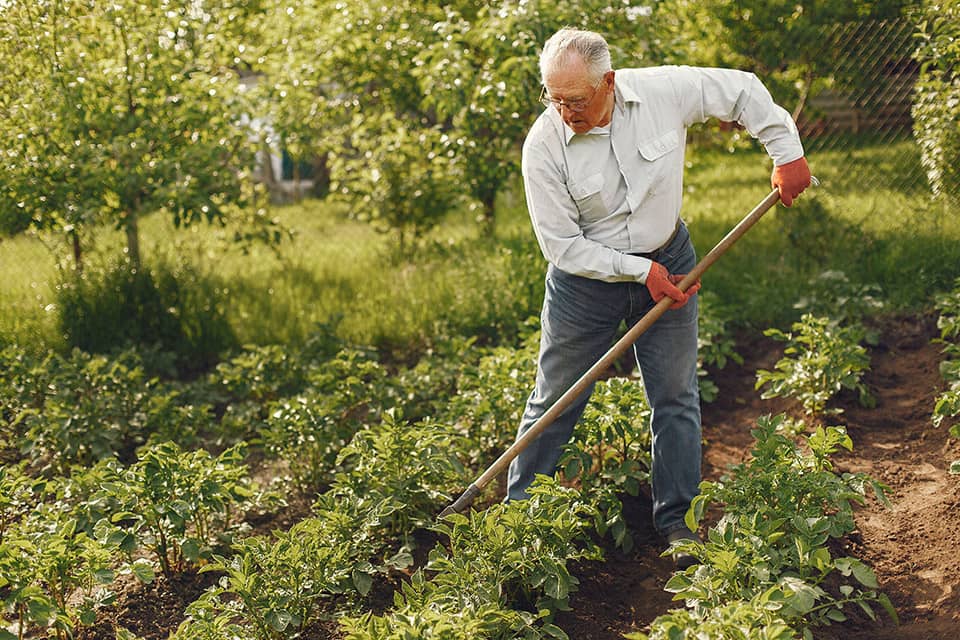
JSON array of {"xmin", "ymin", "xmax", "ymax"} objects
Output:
[{"xmin": 798, "ymin": 17, "xmax": 927, "ymax": 196}]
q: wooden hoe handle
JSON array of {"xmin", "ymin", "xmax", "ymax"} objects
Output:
[{"xmin": 439, "ymin": 188, "xmax": 782, "ymax": 519}]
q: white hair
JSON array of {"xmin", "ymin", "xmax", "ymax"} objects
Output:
[{"xmin": 539, "ymin": 27, "xmax": 612, "ymax": 84}]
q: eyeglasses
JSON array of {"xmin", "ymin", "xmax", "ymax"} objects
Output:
[{"xmin": 538, "ymin": 76, "xmax": 605, "ymax": 113}]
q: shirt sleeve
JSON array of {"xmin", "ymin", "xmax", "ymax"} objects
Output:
[
  {"xmin": 522, "ymin": 135, "xmax": 653, "ymax": 283},
  {"xmin": 671, "ymin": 66, "xmax": 805, "ymax": 166}
]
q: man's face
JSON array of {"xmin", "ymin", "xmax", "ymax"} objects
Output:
[{"xmin": 543, "ymin": 56, "xmax": 614, "ymax": 135}]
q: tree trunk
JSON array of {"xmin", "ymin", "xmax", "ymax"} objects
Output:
[
  {"xmin": 480, "ymin": 192, "xmax": 497, "ymax": 238},
  {"xmin": 71, "ymin": 228, "xmax": 83, "ymax": 274},
  {"xmin": 125, "ymin": 210, "xmax": 141, "ymax": 269},
  {"xmin": 293, "ymin": 160, "xmax": 302, "ymax": 202},
  {"xmin": 311, "ymin": 152, "xmax": 331, "ymax": 198}
]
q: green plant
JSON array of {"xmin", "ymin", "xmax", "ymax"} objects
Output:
[
  {"xmin": 0, "ymin": 0, "xmax": 267, "ymax": 269},
  {"xmin": 0, "ymin": 475, "xmax": 141, "ymax": 640},
  {"xmin": 175, "ymin": 494, "xmax": 402, "ymax": 640},
  {"xmin": 913, "ymin": 0, "xmax": 960, "ymax": 200},
  {"xmin": 756, "ymin": 314, "xmax": 874, "ymax": 415},
  {"xmin": 675, "ymin": 415, "xmax": 896, "ymax": 635},
  {"xmin": 330, "ymin": 111, "xmax": 463, "ymax": 253},
  {"xmin": 933, "ymin": 279, "xmax": 960, "ymax": 472},
  {"xmin": 341, "ymin": 598, "xmax": 547, "ymax": 640},
  {"xmin": 666, "ymin": 514, "xmax": 895, "ymax": 633},
  {"xmin": 341, "ymin": 479, "xmax": 600, "ymax": 640},
  {"xmin": 260, "ymin": 349, "xmax": 390, "ymax": 492},
  {"xmin": 688, "ymin": 416, "xmax": 887, "ymax": 539},
  {"xmin": 97, "ymin": 441, "xmax": 267, "ymax": 580},
  {"xmin": 560, "ymin": 377, "xmax": 652, "ymax": 551},
  {"xmin": 8, "ymin": 347, "xmax": 212, "ymax": 473},
  {"xmin": 442, "ymin": 330, "xmax": 539, "ymax": 467},
  {"xmin": 791, "ymin": 271, "xmax": 885, "ymax": 335},
  {"xmin": 210, "ymin": 344, "xmax": 309, "ymax": 404},
  {"xmin": 0, "ymin": 464, "xmax": 39, "ymax": 545},
  {"xmin": 0, "ymin": 528, "xmax": 65, "ymax": 640},
  {"xmin": 15, "ymin": 348, "xmax": 178, "ymax": 473},
  {"xmin": 55, "ymin": 258, "xmax": 237, "ymax": 372},
  {"xmin": 333, "ymin": 409, "xmax": 467, "ymax": 536},
  {"xmin": 626, "ymin": 596, "xmax": 800, "ymax": 640}
]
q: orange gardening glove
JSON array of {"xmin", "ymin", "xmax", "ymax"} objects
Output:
[
  {"xmin": 771, "ymin": 157, "xmax": 812, "ymax": 206},
  {"xmin": 645, "ymin": 262, "xmax": 701, "ymax": 309}
]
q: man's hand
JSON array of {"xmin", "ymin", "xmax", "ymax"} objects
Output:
[
  {"xmin": 771, "ymin": 157, "xmax": 812, "ymax": 206},
  {"xmin": 645, "ymin": 262, "xmax": 700, "ymax": 309}
]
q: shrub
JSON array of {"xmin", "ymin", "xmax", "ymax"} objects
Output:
[
  {"xmin": 55, "ymin": 257, "xmax": 236, "ymax": 374},
  {"xmin": 913, "ymin": 0, "xmax": 960, "ymax": 200}
]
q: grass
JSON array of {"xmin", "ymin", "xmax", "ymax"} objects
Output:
[
  {"xmin": 679, "ymin": 139, "xmax": 960, "ymax": 328},
  {"xmin": 1, "ymin": 137, "xmax": 957, "ymax": 358}
]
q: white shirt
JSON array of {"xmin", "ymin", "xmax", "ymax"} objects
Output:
[{"xmin": 521, "ymin": 65, "xmax": 805, "ymax": 283}]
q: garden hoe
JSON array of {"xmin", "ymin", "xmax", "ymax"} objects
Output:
[{"xmin": 439, "ymin": 182, "xmax": 817, "ymax": 519}]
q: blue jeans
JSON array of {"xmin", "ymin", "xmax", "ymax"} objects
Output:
[{"xmin": 506, "ymin": 222, "xmax": 701, "ymax": 536}]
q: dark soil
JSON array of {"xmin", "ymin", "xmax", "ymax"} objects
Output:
[{"xmin": 80, "ymin": 313, "xmax": 960, "ymax": 639}]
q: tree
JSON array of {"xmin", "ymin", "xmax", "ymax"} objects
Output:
[
  {"xmin": 654, "ymin": 0, "xmax": 911, "ymax": 120},
  {"xmin": 415, "ymin": 0, "xmax": 662, "ymax": 235},
  {"xmin": 0, "ymin": 0, "xmax": 266, "ymax": 270}
]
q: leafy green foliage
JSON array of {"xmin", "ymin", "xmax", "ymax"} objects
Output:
[
  {"xmin": 442, "ymin": 330, "xmax": 539, "ymax": 467},
  {"xmin": 260, "ymin": 349, "xmax": 391, "ymax": 492},
  {"xmin": 698, "ymin": 294, "xmax": 744, "ymax": 403},
  {"xmin": 95, "ymin": 442, "xmax": 267, "ymax": 580},
  {"xmin": 0, "ymin": 464, "xmax": 151, "ymax": 639},
  {"xmin": 176, "ymin": 496, "xmax": 401, "ymax": 640},
  {"xmin": 791, "ymin": 271, "xmax": 885, "ymax": 334},
  {"xmin": 625, "ymin": 596, "xmax": 800, "ymax": 640},
  {"xmin": 673, "ymin": 415, "xmax": 896, "ymax": 635},
  {"xmin": 560, "ymin": 378, "xmax": 652, "ymax": 551},
  {"xmin": 933, "ymin": 279, "xmax": 960, "ymax": 471},
  {"xmin": 913, "ymin": 0, "xmax": 960, "ymax": 200},
  {"xmin": 687, "ymin": 415, "xmax": 887, "ymax": 540},
  {"xmin": 340, "ymin": 479, "xmax": 601, "ymax": 640},
  {"xmin": 0, "ymin": 517, "xmax": 119, "ymax": 639},
  {"xmin": 330, "ymin": 112, "xmax": 463, "ymax": 252},
  {"xmin": 11, "ymin": 348, "xmax": 207, "ymax": 473},
  {"xmin": 0, "ymin": 0, "xmax": 267, "ymax": 267},
  {"xmin": 756, "ymin": 314, "xmax": 873, "ymax": 415},
  {"xmin": 655, "ymin": 0, "xmax": 910, "ymax": 118},
  {"xmin": 334, "ymin": 409, "xmax": 467, "ymax": 536},
  {"xmin": 55, "ymin": 257, "xmax": 237, "ymax": 372}
]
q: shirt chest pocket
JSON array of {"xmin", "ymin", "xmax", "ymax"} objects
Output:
[
  {"xmin": 638, "ymin": 129, "xmax": 680, "ymax": 161},
  {"xmin": 627, "ymin": 129, "xmax": 681, "ymax": 199},
  {"xmin": 567, "ymin": 172, "xmax": 606, "ymax": 222}
]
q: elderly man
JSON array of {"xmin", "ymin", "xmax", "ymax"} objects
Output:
[{"xmin": 507, "ymin": 27, "xmax": 810, "ymax": 567}]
